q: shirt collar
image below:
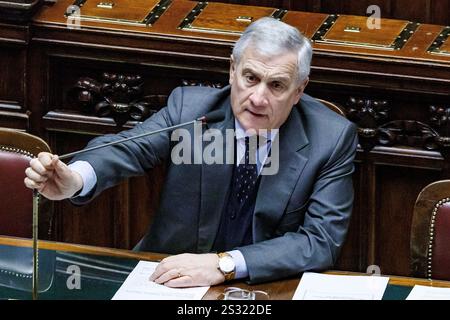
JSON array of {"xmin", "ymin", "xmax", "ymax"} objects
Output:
[{"xmin": 234, "ymin": 119, "xmax": 278, "ymax": 141}]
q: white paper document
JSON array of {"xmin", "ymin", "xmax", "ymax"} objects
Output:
[
  {"xmin": 406, "ymin": 285, "xmax": 450, "ymax": 300},
  {"xmin": 112, "ymin": 261, "xmax": 210, "ymax": 300},
  {"xmin": 292, "ymin": 272, "xmax": 390, "ymax": 300}
]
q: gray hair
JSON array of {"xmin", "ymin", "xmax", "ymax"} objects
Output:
[{"xmin": 232, "ymin": 17, "xmax": 312, "ymax": 83}]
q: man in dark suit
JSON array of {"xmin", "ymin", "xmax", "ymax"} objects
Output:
[{"xmin": 25, "ymin": 17, "xmax": 358, "ymax": 287}]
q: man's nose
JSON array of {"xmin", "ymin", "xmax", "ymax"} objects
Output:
[{"xmin": 249, "ymin": 84, "xmax": 269, "ymax": 107}]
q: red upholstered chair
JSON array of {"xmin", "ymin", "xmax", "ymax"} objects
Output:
[
  {"xmin": 0, "ymin": 128, "xmax": 51, "ymax": 238},
  {"xmin": 411, "ymin": 180, "xmax": 450, "ymax": 281}
]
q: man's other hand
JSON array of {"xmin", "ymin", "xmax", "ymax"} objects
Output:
[{"xmin": 149, "ymin": 253, "xmax": 225, "ymax": 287}]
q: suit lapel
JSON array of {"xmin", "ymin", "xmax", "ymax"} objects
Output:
[
  {"xmin": 253, "ymin": 107, "xmax": 309, "ymax": 242},
  {"xmin": 197, "ymin": 98, "xmax": 235, "ymax": 252}
]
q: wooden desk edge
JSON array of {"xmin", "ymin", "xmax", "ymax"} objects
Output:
[
  {"xmin": 0, "ymin": 235, "xmax": 167, "ymax": 261},
  {"xmin": 1, "ymin": 236, "xmax": 450, "ymax": 300}
]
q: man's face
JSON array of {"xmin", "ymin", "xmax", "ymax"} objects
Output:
[{"xmin": 229, "ymin": 48, "xmax": 308, "ymax": 132}]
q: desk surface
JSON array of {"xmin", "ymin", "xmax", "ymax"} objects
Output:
[{"xmin": 1, "ymin": 236, "xmax": 449, "ymax": 300}]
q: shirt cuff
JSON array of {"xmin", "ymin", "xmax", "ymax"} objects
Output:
[
  {"xmin": 68, "ymin": 161, "xmax": 97, "ymax": 197},
  {"xmin": 227, "ymin": 250, "xmax": 249, "ymax": 279}
]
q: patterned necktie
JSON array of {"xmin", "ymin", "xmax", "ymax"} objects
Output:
[{"xmin": 235, "ymin": 136, "xmax": 258, "ymax": 205}]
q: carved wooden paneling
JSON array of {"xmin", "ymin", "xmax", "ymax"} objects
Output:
[
  {"xmin": 375, "ymin": 166, "xmax": 441, "ymax": 276},
  {"xmin": 0, "ymin": 24, "xmax": 29, "ymax": 130},
  {"xmin": 390, "ymin": 0, "xmax": 426, "ymax": 22},
  {"xmin": 335, "ymin": 164, "xmax": 364, "ymax": 271},
  {"xmin": 0, "ymin": 47, "xmax": 25, "ymax": 109},
  {"xmin": 128, "ymin": 164, "xmax": 167, "ymax": 248},
  {"xmin": 432, "ymin": 0, "xmax": 450, "ymax": 25}
]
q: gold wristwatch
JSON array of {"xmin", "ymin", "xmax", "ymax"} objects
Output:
[{"xmin": 217, "ymin": 252, "xmax": 236, "ymax": 281}]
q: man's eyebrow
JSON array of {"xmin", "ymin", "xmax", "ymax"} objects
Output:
[
  {"xmin": 241, "ymin": 68, "xmax": 290, "ymax": 82},
  {"xmin": 241, "ymin": 67, "xmax": 261, "ymax": 76},
  {"xmin": 269, "ymin": 76, "xmax": 290, "ymax": 83}
]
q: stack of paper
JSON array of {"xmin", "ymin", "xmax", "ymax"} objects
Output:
[
  {"xmin": 406, "ymin": 285, "xmax": 450, "ymax": 300},
  {"xmin": 112, "ymin": 261, "xmax": 210, "ymax": 300},
  {"xmin": 293, "ymin": 272, "xmax": 390, "ymax": 300}
]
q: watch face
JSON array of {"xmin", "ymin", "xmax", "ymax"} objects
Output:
[{"xmin": 219, "ymin": 256, "xmax": 235, "ymax": 273}]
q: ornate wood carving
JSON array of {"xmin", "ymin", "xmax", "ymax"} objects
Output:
[
  {"xmin": 430, "ymin": 105, "xmax": 450, "ymax": 143},
  {"xmin": 377, "ymin": 120, "xmax": 439, "ymax": 150},
  {"xmin": 67, "ymin": 73, "xmax": 162, "ymax": 125},
  {"xmin": 347, "ymin": 98, "xmax": 450, "ymax": 155},
  {"xmin": 430, "ymin": 105, "xmax": 450, "ymax": 176},
  {"xmin": 181, "ymin": 79, "xmax": 225, "ymax": 89},
  {"xmin": 346, "ymin": 97, "xmax": 390, "ymax": 151}
]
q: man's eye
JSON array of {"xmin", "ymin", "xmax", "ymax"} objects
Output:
[
  {"xmin": 272, "ymin": 82, "xmax": 284, "ymax": 90},
  {"xmin": 245, "ymin": 75, "xmax": 257, "ymax": 83}
]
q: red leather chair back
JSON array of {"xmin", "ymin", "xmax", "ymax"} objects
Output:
[
  {"xmin": 411, "ymin": 180, "xmax": 450, "ymax": 280},
  {"xmin": 431, "ymin": 202, "xmax": 450, "ymax": 280},
  {"xmin": 0, "ymin": 128, "xmax": 51, "ymax": 238},
  {"xmin": 0, "ymin": 151, "xmax": 33, "ymax": 237}
]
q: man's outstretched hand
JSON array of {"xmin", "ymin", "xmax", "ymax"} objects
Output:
[{"xmin": 24, "ymin": 152, "xmax": 83, "ymax": 200}]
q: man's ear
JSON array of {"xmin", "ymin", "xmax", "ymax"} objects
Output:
[
  {"xmin": 229, "ymin": 55, "xmax": 236, "ymax": 85},
  {"xmin": 294, "ymin": 77, "xmax": 309, "ymax": 105}
]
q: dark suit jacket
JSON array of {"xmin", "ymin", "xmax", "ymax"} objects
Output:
[{"xmin": 71, "ymin": 85, "xmax": 358, "ymax": 284}]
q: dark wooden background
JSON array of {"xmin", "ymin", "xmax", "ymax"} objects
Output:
[{"xmin": 1, "ymin": 0, "xmax": 449, "ymax": 278}]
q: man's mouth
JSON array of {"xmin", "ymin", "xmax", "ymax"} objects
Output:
[{"xmin": 246, "ymin": 109, "xmax": 265, "ymax": 117}]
